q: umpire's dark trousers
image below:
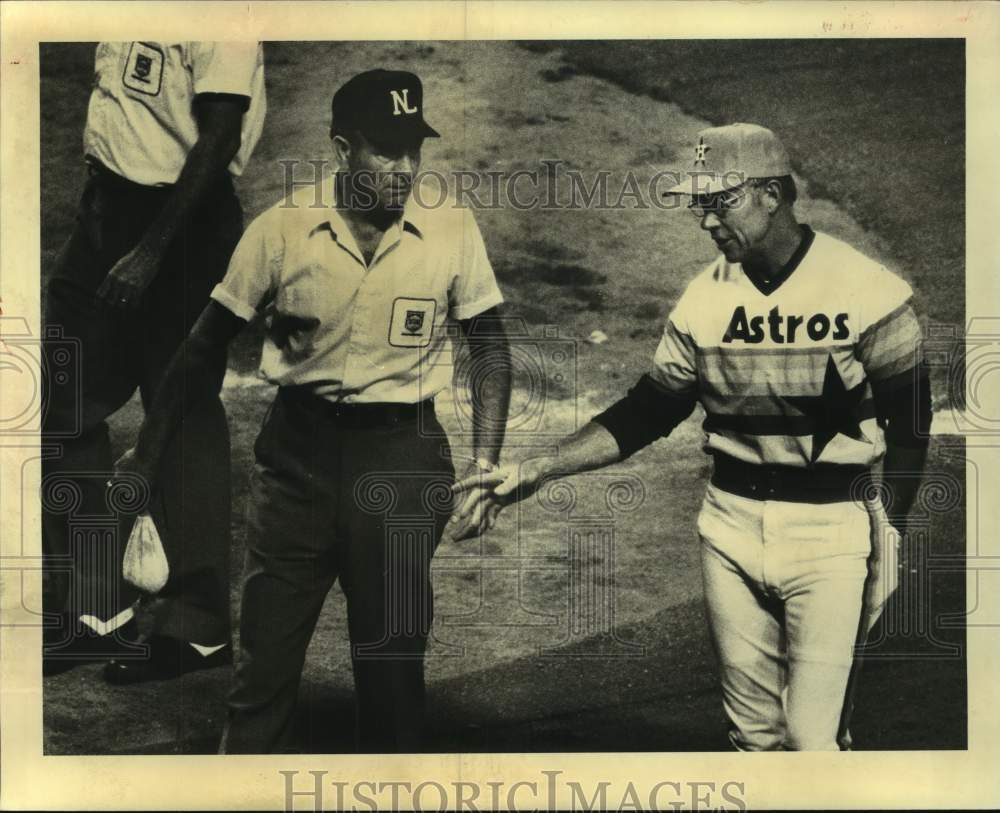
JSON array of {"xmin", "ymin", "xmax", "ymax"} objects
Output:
[
  {"xmin": 41, "ymin": 161, "xmax": 242, "ymax": 646},
  {"xmin": 220, "ymin": 387, "xmax": 455, "ymax": 754}
]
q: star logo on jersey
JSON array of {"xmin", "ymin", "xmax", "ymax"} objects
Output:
[
  {"xmin": 784, "ymin": 355, "xmax": 869, "ymax": 464},
  {"xmin": 694, "ymin": 137, "xmax": 711, "ymax": 166}
]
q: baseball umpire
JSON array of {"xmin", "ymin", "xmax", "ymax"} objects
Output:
[
  {"xmin": 455, "ymin": 124, "xmax": 930, "ymax": 750},
  {"xmin": 41, "ymin": 42, "xmax": 266, "ymax": 681},
  {"xmin": 115, "ymin": 68, "xmax": 511, "ymax": 752}
]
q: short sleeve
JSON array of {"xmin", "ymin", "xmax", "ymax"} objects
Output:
[
  {"xmin": 650, "ymin": 288, "xmax": 699, "ymax": 396},
  {"xmin": 449, "ymin": 207, "xmax": 504, "ymax": 321},
  {"xmin": 210, "ymin": 212, "xmax": 281, "ymax": 322},
  {"xmin": 856, "ymin": 269, "xmax": 923, "ymax": 386},
  {"xmin": 188, "ymin": 42, "xmax": 261, "ymax": 100}
]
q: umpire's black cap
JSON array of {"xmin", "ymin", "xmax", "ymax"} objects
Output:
[{"xmin": 330, "ymin": 69, "xmax": 440, "ymax": 148}]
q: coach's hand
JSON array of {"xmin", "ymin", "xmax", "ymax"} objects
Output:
[
  {"xmin": 96, "ymin": 246, "xmax": 161, "ymax": 310},
  {"xmin": 448, "ymin": 457, "xmax": 553, "ymax": 541}
]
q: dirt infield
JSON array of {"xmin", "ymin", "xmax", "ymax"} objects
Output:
[{"xmin": 41, "ymin": 40, "xmax": 966, "ymax": 754}]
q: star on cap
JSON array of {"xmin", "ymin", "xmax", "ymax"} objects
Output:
[
  {"xmin": 784, "ymin": 355, "xmax": 869, "ymax": 465},
  {"xmin": 694, "ymin": 136, "xmax": 711, "ymax": 166}
]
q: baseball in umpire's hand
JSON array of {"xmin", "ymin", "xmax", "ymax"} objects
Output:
[{"xmin": 96, "ymin": 245, "xmax": 161, "ymax": 309}]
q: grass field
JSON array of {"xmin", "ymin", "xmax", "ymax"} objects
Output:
[{"xmin": 40, "ymin": 40, "xmax": 967, "ymax": 754}]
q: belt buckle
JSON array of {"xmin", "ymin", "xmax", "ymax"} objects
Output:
[{"xmin": 760, "ymin": 467, "xmax": 780, "ymax": 499}]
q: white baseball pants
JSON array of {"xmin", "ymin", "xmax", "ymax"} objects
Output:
[{"xmin": 697, "ymin": 483, "xmax": 878, "ymax": 751}]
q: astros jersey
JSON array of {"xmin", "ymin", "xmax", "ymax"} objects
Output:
[
  {"xmin": 652, "ymin": 227, "xmax": 923, "ymax": 467},
  {"xmin": 211, "ymin": 181, "xmax": 504, "ymax": 404},
  {"xmin": 84, "ymin": 42, "xmax": 266, "ymax": 185}
]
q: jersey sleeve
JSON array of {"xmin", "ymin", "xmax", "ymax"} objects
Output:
[
  {"xmin": 448, "ymin": 207, "xmax": 504, "ymax": 321},
  {"xmin": 591, "ymin": 374, "xmax": 697, "ymax": 459},
  {"xmin": 856, "ymin": 269, "xmax": 924, "ymax": 390},
  {"xmin": 210, "ymin": 211, "xmax": 281, "ymax": 322},
  {"xmin": 188, "ymin": 42, "xmax": 261, "ymax": 107},
  {"xmin": 649, "ymin": 286, "xmax": 700, "ymax": 397}
]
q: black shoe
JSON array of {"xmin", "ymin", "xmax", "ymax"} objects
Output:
[
  {"xmin": 43, "ymin": 616, "xmax": 144, "ymax": 677},
  {"xmin": 102, "ymin": 635, "xmax": 233, "ymax": 685}
]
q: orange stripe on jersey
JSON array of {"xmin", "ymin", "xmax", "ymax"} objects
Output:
[
  {"xmin": 695, "ymin": 346, "xmax": 865, "ymax": 395},
  {"xmin": 858, "ymin": 300, "xmax": 923, "ymax": 382}
]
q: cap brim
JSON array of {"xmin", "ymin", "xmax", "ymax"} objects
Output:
[
  {"xmin": 364, "ymin": 119, "xmax": 440, "ymax": 151},
  {"xmin": 663, "ymin": 173, "xmax": 744, "ymax": 197}
]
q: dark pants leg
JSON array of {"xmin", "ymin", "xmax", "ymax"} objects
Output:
[
  {"xmin": 42, "ymin": 167, "xmax": 241, "ymax": 646},
  {"xmin": 221, "ymin": 395, "xmax": 337, "ymax": 753},
  {"xmin": 221, "ymin": 394, "xmax": 454, "ymax": 753},
  {"xmin": 339, "ymin": 419, "xmax": 454, "ymax": 752}
]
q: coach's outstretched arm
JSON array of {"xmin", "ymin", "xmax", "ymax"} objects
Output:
[
  {"xmin": 452, "ymin": 374, "xmax": 696, "ymax": 514},
  {"xmin": 115, "ymin": 302, "xmax": 246, "ymax": 483}
]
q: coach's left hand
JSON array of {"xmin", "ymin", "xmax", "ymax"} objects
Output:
[{"xmin": 96, "ymin": 245, "xmax": 161, "ymax": 310}]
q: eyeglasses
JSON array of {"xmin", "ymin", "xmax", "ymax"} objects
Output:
[{"xmin": 687, "ymin": 184, "xmax": 749, "ymax": 219}]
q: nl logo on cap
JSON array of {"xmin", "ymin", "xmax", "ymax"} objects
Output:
[{"xmin": 390, "ymin": 88, "xmax": 418, "ymax": 116}]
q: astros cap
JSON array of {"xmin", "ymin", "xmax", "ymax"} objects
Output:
[
  {"xmin": 331, "ymin": 69, "xmax": 440, "ymax": 149},
  {"xmin": 665, "ymin": 123, "xmax": 792, "ymax": 196}
]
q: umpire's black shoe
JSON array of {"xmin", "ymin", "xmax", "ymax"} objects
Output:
[
  {"xmin": 43, "ymin": 616, "xmax": 144, "ymax": 677},
  {"xmin": 102, "ymin": 635, "xmax": 233, "ymax": 685}
]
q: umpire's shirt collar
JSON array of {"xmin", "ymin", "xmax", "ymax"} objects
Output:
[{"xmin": 307, "ymin": 190, "xmax": 425, "ymax": 268}]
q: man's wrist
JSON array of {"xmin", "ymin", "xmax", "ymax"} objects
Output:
[
  {"xmin": 457, "ymin": 453, "xmax": 498, "ymax": 473},
  {"xmin": 472, "ymin": 449, "xmax": 501, "ymax": 469},
  {"xmin": 532, "ymin": 455, "xmax": 560, "ymax": 481},
  {"xmin": 136, "ymin": 234, "xmax": 168, "ymax": 263}
]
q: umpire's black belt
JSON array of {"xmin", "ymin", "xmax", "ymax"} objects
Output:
[
  {"xmin": 278, "ymin": 386, "xmax": 430, "ymax": 429},
  {"xmin": 710, "ymin": 453, "xmax": 870, "ymax": 504},
  {"xmin": 84, "ymin": 155, "xmax": 235, "ymax": 199}
]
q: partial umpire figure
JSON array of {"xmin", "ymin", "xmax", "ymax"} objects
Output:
[
  {"xmin": 116, "ymin": 69, "xmax": 511, "ymax": 752},
  {"xmin": 42, "ymin": 42, "xmax": 266, "ymax": 681},
  {"xmin": 456, "ymin": 124, "xmax": 931, "ymax": 751}
]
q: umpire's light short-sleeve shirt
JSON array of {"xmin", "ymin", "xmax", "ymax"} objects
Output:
[
  {"xmin": 84, "ymin": 42, "xmax": 266, "ymax": 185},
  {"xmin": 211, "ymin": 182, "xmax": 505, "ymax": 404}
]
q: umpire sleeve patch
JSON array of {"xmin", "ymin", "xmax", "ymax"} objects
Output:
[{"xmin": 122, "ymin": 42, "xmax": 164, "ymax": 96}]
